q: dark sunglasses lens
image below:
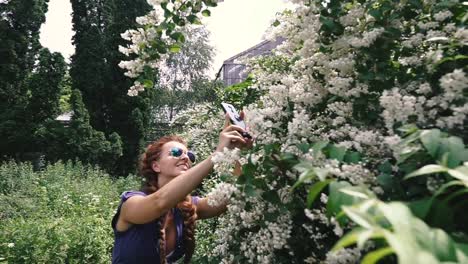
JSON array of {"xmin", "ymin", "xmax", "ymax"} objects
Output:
[
  {"xmin": 187, "ymin": 151, "xmax": 196, "ymax": 163},
  {"xmin": 170, "ymin": 147, "xmax": 183, "ymax": 157}
]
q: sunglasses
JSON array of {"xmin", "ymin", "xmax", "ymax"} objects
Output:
[{"xmin": 169, "ymin": 147, "xmax": 196, "ymax": 163}]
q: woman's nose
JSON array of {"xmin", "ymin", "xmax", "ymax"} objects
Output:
[{"xmin": 180, "ymin": 153, "xmax": 189, "ymax": 161}]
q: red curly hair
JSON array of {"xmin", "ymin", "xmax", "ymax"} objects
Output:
[{"xmin": 139, "ymin": 135, "xmax": 197, "ymax": 264}]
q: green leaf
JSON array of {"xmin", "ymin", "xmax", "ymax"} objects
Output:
[
  {"xmin": 398, "ymin": 124, "xmax": 420, "ymax": 136},
  {"xmin": 407, "ymin": 198, "xmax": 433, "ymax": 219},
  {"xmin": 447, "ymin": 167, "xmax": 468, "ymax": 182},
  {"xmin": 404, "ymin": 164, "xmax": 448, "ymax": 179},
  {"xmin": 143, "ymin": 80, "xmax": 154, "ymax": 88},
  {"xmin": 425, "ymin": 228, "xmax": 458, "ymax": 261},
  {"xmin": 327, "ymin": 182, "xmax": 369, "ymax": 217},
  {"xmin": 368, "ymin": 9, "xmax": 382, "ymax": 20},
  {"xmin": 169, "ymin": 44, "xmax": 181, "ymax": 53},
  {"xmin": 439, "ymin": 136, "xmax": 466, "ymax": 167},
  {"xmin": 312, "ymin": 141, "xmax": 329, "ymax": 154},
  {"xmin": 444, "ymin": 188, "xmax": 468, "ymax": 203},
  {"xmin": 362, "ymin": 247, "xmax": 394, "ymax": 264},
  {"xmin": 319, "ymin": 16, "xmax": 341, "ymax": 33},
  {"xmin": 420, "ymin": 129, "xmax": 441, "ymax": 157},
  {"xmin": 179, "ymin": 4, "xmax": 188, "ymax": 11},
  {"xmin": 344, "ymin": 151, "xmax": 361, "ymax": 163},
  {"xmin": 378, "ymin": 160, "xmax": 393, "ymax": 174},
  {"xmin": 203, "ymin": 0, "xmax": 218, "ymax": 7},
  {"xmin": 155, "ymin": 42, "xmax": 168, "ymax": 54},
  {"xmin": 169, "ymin": 32, "xmax": 185, "ymax": 43},
  {"xmin": 242, "ymin": 162, "xmax": 256, "ymax": 179},
  {"xmin": 397, "ymin": 145, "xmax": 422, "ymax": 164},
  {"xmin": 292, "ymin": 166, "xmax": 316, "ymax": 189},
  {"xmin": 306, "ymin": 179, "xmax": 333, "ymax": 208},
  {"xmin": 297, "ymin": 142, "xmax": 310, "ymax": 154},
  {"xmin": 187, "ymin": 14, "xmax": 202, "ymax": 25},
  {"xmin": 332, "ymin": 228, "xmax": 365, "ymax": 250},
  {"xmin": 262, "ymin": 190, "xmax": 281, "ymax": 204},
  {"xmin": 244, "ymin": 184, "xmax": 259, "ymax": 197},
  {"xmin": 329, "ymin": 145, "xmax": 346, "ymax": 161},
  {"xmin": 272, "ymin": 19, "xmax": 280, "ymax": 27},
  {"xmin": 433, "ymin": 181, "xmax": 465, "ymax": 197},
  {"xmin": 201, "ymin": 9, "xmax": 211, "ymax": 17},
  {"xmin": 340, "ymin": 188, "xmax": 371, "ymax": 199},
  {"xmin": 315, "ymin": 167, "xmax": 330, "ymax": 181}
]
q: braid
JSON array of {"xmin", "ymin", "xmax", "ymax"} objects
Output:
[
  {"xmin": 159, "ymin": 213, "xmax": 168, "ymax": 264},
  {"xmin": 138, "ymin": 135, "xmax": 190, "ymax": 264},
  {"xmin": 177, "ymin": 196, "xmax": 198, "ymax": 263}
]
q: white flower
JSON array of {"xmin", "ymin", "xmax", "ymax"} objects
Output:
[
  {"xmin": 418, "ymin": 21, "xmax": 439, "ymax": 30},
  {"xmin": 339, "ymin": 5, "xmax": 365, "ymax": 27},
  {"xmin": 146, "ymin": 0, "xmax": 162, "ymax": 7},
  {"xmin": 211, "ymin": 147, "xmax": 241, "ymax": 175},
  {"xmin": 349, "ymin": 28, "xmax": 385, "ymax": 48},
  {"xmin": 416, "ymin": 82, "xmax": 432, "ymax": 94},
  {"xmin": 455, "ymin": 28, "xmax": 468, "ymax": 44},
  {"xmin": 402, "ymin": 33, "xmax": 424, "ymax": 48},
  {"xmin": 434, "ymin": 11, "xmax": 453, "ymax": 21},
  {"xmin": 440, "ymin": 69, "xmax": 468, "ymax": 101},
  {"xmin": 380, "ymin": 88, "xmax": 424, "ymax": 132},
  {"xmin": 127, "ymin": 81, "xmax": 145, "ymax": 96},
  {"xmin": 399, "ymin": 56, "xmax": 423, "ymax": 66},
  {"xmin": 206, "ymin": 183, "xmax": 238, "ymax": 207},
  {"xmin": 324, "ymin": 248, "xmax": 361, "ymax": 264}
]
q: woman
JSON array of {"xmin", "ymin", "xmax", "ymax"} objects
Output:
[{"xmin": 111, "ymin": 114, "xmax": 252, "ymax": 263}]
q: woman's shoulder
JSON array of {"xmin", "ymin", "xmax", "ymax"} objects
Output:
[{"xmin": 120, "ymin": 190, "xmax": 147, "ymax": 202}]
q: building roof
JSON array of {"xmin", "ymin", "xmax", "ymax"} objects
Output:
[{"xmin": 215, "ymin": 38, "xmax": 284, "ymax": 81}]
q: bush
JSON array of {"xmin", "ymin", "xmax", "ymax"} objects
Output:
[{"xmin": 0, "ymin": 161, "xmax": 140, "ymax": 263}]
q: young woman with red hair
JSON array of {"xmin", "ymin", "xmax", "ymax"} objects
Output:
[{"xmin": 111, "ymin": 114, "xmax": 252, "ymax": 263}]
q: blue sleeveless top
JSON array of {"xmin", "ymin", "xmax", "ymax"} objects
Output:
[{"xmin": 111, "ymin": 191, "xmax": 198, "ymax": 264}]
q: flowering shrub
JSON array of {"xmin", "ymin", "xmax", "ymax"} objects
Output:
[{"xmin": 122, "ymin": 0, "xmax": 467, "ymax": 263}]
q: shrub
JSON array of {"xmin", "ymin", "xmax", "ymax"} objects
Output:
[{"xmin": 0, "ymin": 161, "xmax": 140, "ymax": 263}]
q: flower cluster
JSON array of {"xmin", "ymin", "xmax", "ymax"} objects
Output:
[
  {"xmin": 206, "ymin": 182, "xmax": 238, "ymax": 207},
  {"xmin": 211, "ymin": 147, "xmax": 241, "ymax": 175}
]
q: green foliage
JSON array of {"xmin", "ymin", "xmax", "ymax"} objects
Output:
[
  {"xmin": 66, "ymin": 89, "xmax": 124, "ymax": 168},
  {"xmin": 0, "ymin": 0, "xmax": 67, "ymax": 161},
  {"xmin": 327, "ymin": 127, "xmax": 468, "ymax": 263},
  {"xmin": 0, "ymin": 161, "xmax": 140, "ymax": 263},
  {"xmin": 215, "ymin": 77, "xmax": 261, "ymax": 109},
  {"xmin": 129, "ymin": 0, "xmax": 218, "ymax": 91},
  {"xmin": 333, "ymin": 196, "xmax": 468, "ymax": 264},
  {"xmin": 70, "ymin": 0, "xmax": 154, "ymax": 175}
]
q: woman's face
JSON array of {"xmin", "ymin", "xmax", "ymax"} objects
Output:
[{"xmin": 152, "ymin": 141, "xmax": 192, "ymax": 179}]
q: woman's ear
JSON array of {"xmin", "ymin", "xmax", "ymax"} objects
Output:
[{"xmin": 152, "ymin": 161, "xmax": 161, "ymax": 173}]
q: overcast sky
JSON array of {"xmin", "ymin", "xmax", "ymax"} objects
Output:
[{"xmin": 39, "ymin": 0, "xmax": 290, "ymax": 78}]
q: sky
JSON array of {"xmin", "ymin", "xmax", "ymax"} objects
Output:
[{"xmin": 39, "ymin": 0, "xmax": 290, "ymax": 79}]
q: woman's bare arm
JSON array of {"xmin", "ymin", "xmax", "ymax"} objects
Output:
[
  {"xmin": 121, "ymin": 156, "xmax": 216, "ymax": 224},
  {"xmin": 196, "ymin": 161, "xmax": 242, "ymax": 219},
  {"xmin": 120, "ymin": 124, "xmax": 247, "ymax": 225}
]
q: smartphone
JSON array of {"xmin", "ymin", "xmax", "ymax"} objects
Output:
[{"xmin": 221, "ymin": 102, "xmax": 252, "ymax": 139}]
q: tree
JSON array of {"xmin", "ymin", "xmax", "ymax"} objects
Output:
[
  {"xmin": 103, "ymin": 0, "xmax": 155, "ymax": 175},
  {"xmin": 154, "ymin": 25, "xmax": 215, "ymax": 122},
  {"xmin": 66, "ymin": 89, "xmax": 123, "ymax": 167},
  {"xmin": 69, "ymin": 0, "xmax": 155, "ymax": 175},
  {"xmin": 69, "ymin": 0, "xmax": 110, "ymax": 132},
  {"xmin": 0, "ymin": 0, "xmax": 66, "ymax": 160}
]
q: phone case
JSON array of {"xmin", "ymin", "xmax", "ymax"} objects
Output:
[{"xmin": 221, "ymin": 102, "xmax": 246, "ymax": 129}]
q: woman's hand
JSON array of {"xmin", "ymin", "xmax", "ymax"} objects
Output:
[{"xmin": 216, "ymin": 111, "xmax": 253, "ymax": 152}]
